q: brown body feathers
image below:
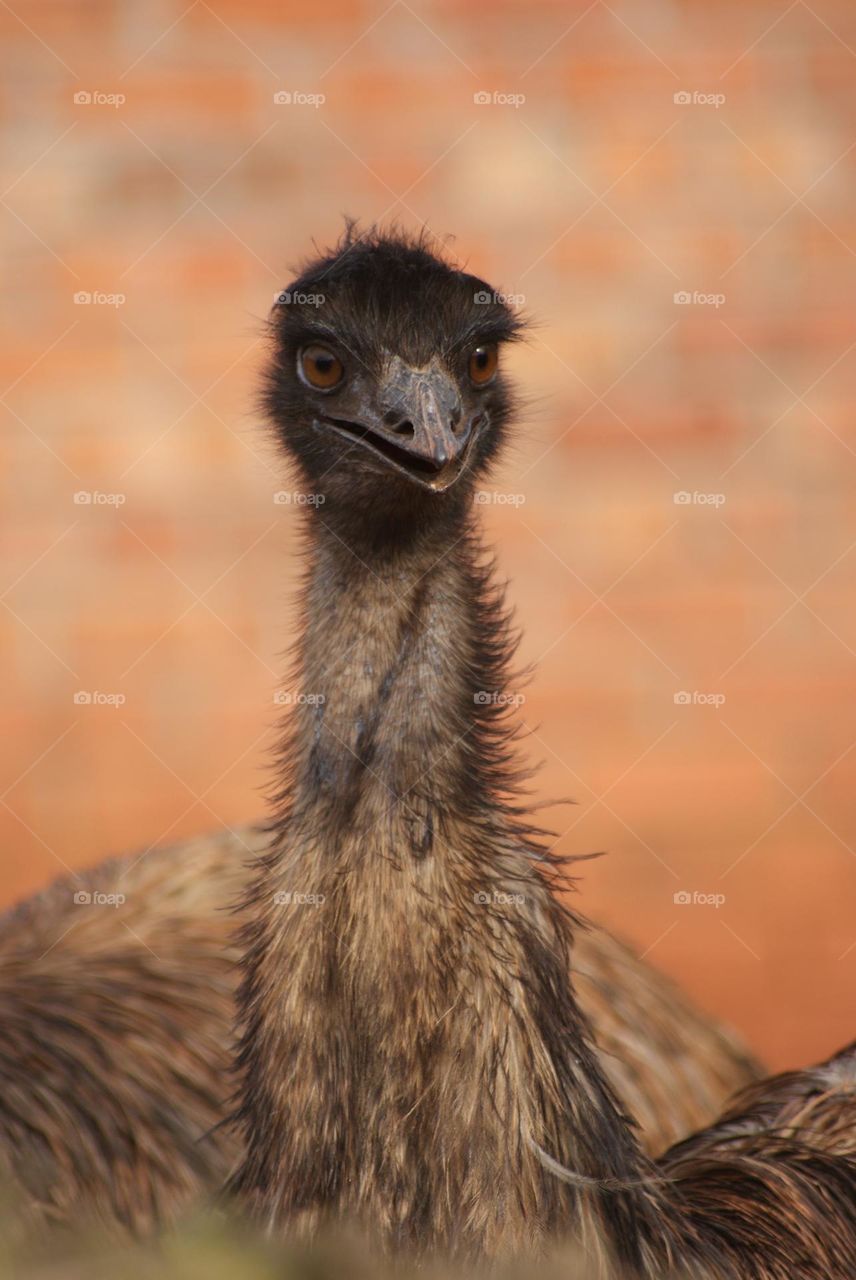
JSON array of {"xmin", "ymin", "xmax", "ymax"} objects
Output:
[{"xmin": 0, "ymin": 822, "xmax": 755, "ymax": 1234}]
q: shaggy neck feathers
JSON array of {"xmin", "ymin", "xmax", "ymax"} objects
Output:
[{"xmin": 230, "ymin": 499, "xmax": 673, "ymax": 1269}]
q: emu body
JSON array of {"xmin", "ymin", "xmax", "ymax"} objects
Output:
[
  {"xmin": 0, "ymin": 832, "xmax": 239, "ymax": 1232},
  {"xmin": 0, "ymin": 824, "xmax": 754, "ymax": 1235}
]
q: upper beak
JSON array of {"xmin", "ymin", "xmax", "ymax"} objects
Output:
[
  {"xmin": 318, "ymin": 360, "xmax": 477, "ymax": 492},
  {"xmin": 404, "ymin": 376, "xmax": 465, "ymax": 473}
]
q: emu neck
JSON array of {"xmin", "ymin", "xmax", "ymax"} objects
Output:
[
  {"xmin": 234, "ymin": 504, "xmax": 672, "ymax": 1270},
  {"xmin": 291, "ymin": 516, "xmax": 497, "ymax": 856}
]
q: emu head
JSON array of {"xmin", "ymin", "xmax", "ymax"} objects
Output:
[{"xmin": 265, "ymin": 227, "xmax": 525, "ymax": 517}]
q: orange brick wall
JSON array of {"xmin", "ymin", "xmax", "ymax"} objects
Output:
[{"xmin": 2, "ymin": 0, "xmax": 855, "ymax": 1069}]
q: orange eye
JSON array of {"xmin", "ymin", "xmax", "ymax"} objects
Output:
[
  {"xmin": 468, "ymin": 344, "xmax": 498, "ymax": 385},
  {"xmin": 299, "ymin": 344, "xmax": 344, "ymax": 390}
]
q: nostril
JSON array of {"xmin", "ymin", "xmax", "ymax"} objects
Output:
[
  {"xmin": 451, "ymin": 417, "xmax": 467, "ymax": 437},
  {"xmin": 384, "ymin": 412, "xmax": 415, "ymax": 437},
  {"xmin": 452, "ymin": 413, "xmax": 476, "ymax": 438}
]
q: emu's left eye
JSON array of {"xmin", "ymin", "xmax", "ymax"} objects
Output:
[
  {"xmin": 299, "ymin": 344, "xmax": 344, "ymax": 390},
  {"xmin": 468, "ymin": 344, "xmax": 498, "ymax": 386}
]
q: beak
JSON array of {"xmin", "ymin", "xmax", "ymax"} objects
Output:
[
  {"xmin": 402, "ymin": 374, "xmax": 466, "ymax": 473},
  {"xmin": 317, "ymin": 360, "xmax": 477, "ymax": 492}
]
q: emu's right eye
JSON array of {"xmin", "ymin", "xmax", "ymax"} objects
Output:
[
  {"xmin": 468, "ymin": 343, "xmax": 498, "ymax": 386},
  {"xmin": 298, "ymin": 344, "xmax": 344, "ymax": 390}
]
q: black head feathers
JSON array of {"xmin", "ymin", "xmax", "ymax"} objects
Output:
[{"xmin": 265, "ymin": 225, "xmax": 526, "ymax": 514}]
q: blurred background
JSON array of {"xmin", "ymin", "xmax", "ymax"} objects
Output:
[{"xmin": 1, "ymin": 0, "xmax": 855, "ymax": 1070}]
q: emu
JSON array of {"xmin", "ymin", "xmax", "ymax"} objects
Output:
[
  {"xmin": 0, "ymin": 229, "xmax": 849, "ymax": 1264},
  {"xmin": 226, "ymin": 227, "xmax": 856, "ymax": 1275},
  {"xmin": 0, "ymin": 285, "xmax": 762, "ymax": 1249}
]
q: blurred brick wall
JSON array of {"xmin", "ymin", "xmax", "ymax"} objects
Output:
[{"xmin": 2, "ymin": 0, "xmax": 855, "ymax": 1069}]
